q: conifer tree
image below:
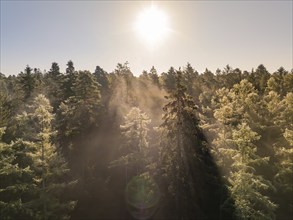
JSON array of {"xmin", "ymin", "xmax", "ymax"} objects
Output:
[
  {"xmin": 212, "ymin": 81, "xmax": 278, "ymax": 219},
  {"xmin": 30, "ymin": 95, "xmax": 76, "ymax": 219},
  {"xmin": 159, "ymin": 69, "xmax": 229, "ymax": 219},
  {"xmin": 57, "ymin": 71, "xmax": 102, "ymax": 164},
  {"xmin": 12, "ymin": 94, "xmax": 77, "ymax": 220},
  {"xmin": 182, "ymin": 63, "xmax": 198, "ymax": 95},
  {"xmin": 45, "ymin": 62, "xmax": 63, "ymax": 111},
  {"xmin": 148, "ymin": 66, "xmax": 160, "ymax": 87},
  {"xmin": 228, "ymin": 123, "xmax": 276, "ymax": 219},
  {"xmin": 18, "ymin": 65, "xmax": 37, "ymax": 101},
  {"xmin": 110, "ymin": 107, "xmax": 151, "ymax": 176},
  {"xmin": 160, "ymin": 67, "xmax": 176, "ymax": 92},
  {"xmin": 273, "ymin": 93, "xmax": 293, "ymax": 218},
  {"xmin": 0, "ymin": 93, "xmax": 12, "ymax": 128},
  {"xmin": 0, "ymin": 138, "xmax": 36, "ymax": 219},
  {"xmin": 61, "ymin": 60, "xmax": 76, "ymax": 101},
  {"xmin": 94, "ymin": 66, "xmax": 110, "ymax": 107},
  {"xmin": 0, "ymin": 128, "xmax": 35, "ymax": 220}
]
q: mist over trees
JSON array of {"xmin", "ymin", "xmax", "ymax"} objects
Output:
[{"xmin": 0, "ymin": 62, "xmax": 292, "ymax": 220}]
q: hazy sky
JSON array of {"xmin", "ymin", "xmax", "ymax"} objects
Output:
[{"xmin": 1, "ymin": 1, "xmax": 292, "ymax": 76}]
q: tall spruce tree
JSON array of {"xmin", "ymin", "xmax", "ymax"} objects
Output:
[
  {"xmin": 229, "ymin": 123, "xmax": 276, "ymax": 219},
  {"xmin": 0, "ymin": 95, "xmax": 76, "ymax": 220},
  {"xmin": 159, "ymin": 69, "xmax": 231, "ymax": 220},
  {"xmin": 213, "ymin": 80, "xmax": 278, "ymax": 219},
  {"xmin": 14, "ymin": 95, "xmax": 76, "ymax": 220},
  {"xmin": 30, "ymin": 95, "xmax": 76, "ymax": 219},
  {"xmin": 57, "ymin": 70, "xmax": 102, "ymax": 167}
]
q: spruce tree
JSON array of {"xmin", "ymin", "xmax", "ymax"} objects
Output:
[
  {"xmin": 45, "ymin": 62, "xmax": 63, "ymax": 111},
  {"xmin": 0, "ymin": 93, "xmax": 12, "ymax": 128},
  {"xmin": 160, "ymin": 67, "xmax": 176, "ymax": 92},
  {"xmin": 30, "ymin": 95, "xmax": 76, "ymax": 219},
  {"xmin": 273, "ymin": 93, "xmax": 293, "ymax": 218},
  {"xmin": 110, "ymin": 107, "xmax": 151, "ymax": 176},
  {"xmin": 213, "ymin": 81, "xmax": 278, "ymax": 219},
  {"xmin": 148, "ymin": 66, "xmax": 160, "ymax": 87},
  {"xmin": 93, "ymin": 66, "xmax": 110, "ymax": 108},
  {"xmin": 57, "ymin": 70, "xmax": 102, "ymax": 165},
  {"xmin": 18, "ymin": 65, "xmax": 37, "ymax": 101},
  {"xmin": 159, "ymin": 69, "xmax": 230, "ymax": 219},
  {"xmin": 229, "ymin": 123, "xmax": 276, "ymax": 219},
  {"xmin": 0, "ymin": 129, "xmax": 35, "ymax": 220},
  {"xmin": 13, "ymin": 94, "xmax": 77, "ymax": 220},
  {"xmin": 61, "ymin": 60, "xmax": 77, "ymax": 101}
]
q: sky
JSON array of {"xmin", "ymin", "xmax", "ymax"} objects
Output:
[{"xmin": 0, "ymin": 0, "xmax": 292, "ymax": 76}]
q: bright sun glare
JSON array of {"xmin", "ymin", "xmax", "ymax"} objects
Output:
[{"xmin": 135, "ymin": 5, "xmax": 169, "ymax": 47}]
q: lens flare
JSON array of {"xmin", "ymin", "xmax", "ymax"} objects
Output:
[{"xmin": 125, "ymin": 174, "xmax": 160, "ymax": 220}]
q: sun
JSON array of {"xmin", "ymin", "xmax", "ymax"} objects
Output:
[{"xmin": 134, "ymin": 5, "xmax": 169, "ymax": 47}]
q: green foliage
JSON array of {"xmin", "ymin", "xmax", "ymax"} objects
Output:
[
  {"xmin": 61, "ymin": 60, "xmax": 77, "ymax": 101},
  {"xmin": 0, "ymin": 95, "xmax": 76, "ymax": 220},
  {"xmin": 18, "ymin": 66, "xmax": 39, "ymax": 101},
  {"xmin": 272, "ymin": 93, "xmax": 293, "ymax": 217},
  {"xmin": 160, "ymin": 67, "xmax": 177, "ymax": 92},
  {"xmin": 0, "ymin": 93, "xmax": 12, "ymax": 128},
  {"xmin": 249, "ymin": 64, "xmax": 270, "ymax": 93},
  {"xmin": 229, "ymin": 123, "xmax": 276, "ymax": 220},
  {"xmin": 148, "ymin": 66, "xmax": 160, "ymax": 87},
  {"xmin": 159, "ymin": 70, "xmax": 230, "ymax": 219},
  {"xmin": 0, "ymin": 131, "xmax": 35, "ymax": 220},
  {"xmin": 1, "ymin": 62, "xmax": 292, "ymax": 219},
  {"xmin": 213, "ymin": 82, "xmax": 278, "ymax": 219},
  {"xmin": 94, "ymin": 66, "xmax": 110, "ymax": 107},
  {"xmin": 275, "ymin": 129, "xmax": 293, "ymax": 192},
  {"xmin": 44, "ymin": 62, "xmax": 63, "ymax": 111},
  {"xmin": 57, "ymin": 70, "xmax": 102, "ymax": 161},
  {"xmin": 110, "ymin": 107, "xmax": 151, "ymax": 176}
]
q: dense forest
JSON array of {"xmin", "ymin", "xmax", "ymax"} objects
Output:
[{"xmin": 0, "ymin": 61, "xmax": 292, "ymax": 220}]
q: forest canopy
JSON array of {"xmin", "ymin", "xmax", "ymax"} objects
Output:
[{"xmin": 0, "ymin": 62, "xmax": 292, "ymax": 220}]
